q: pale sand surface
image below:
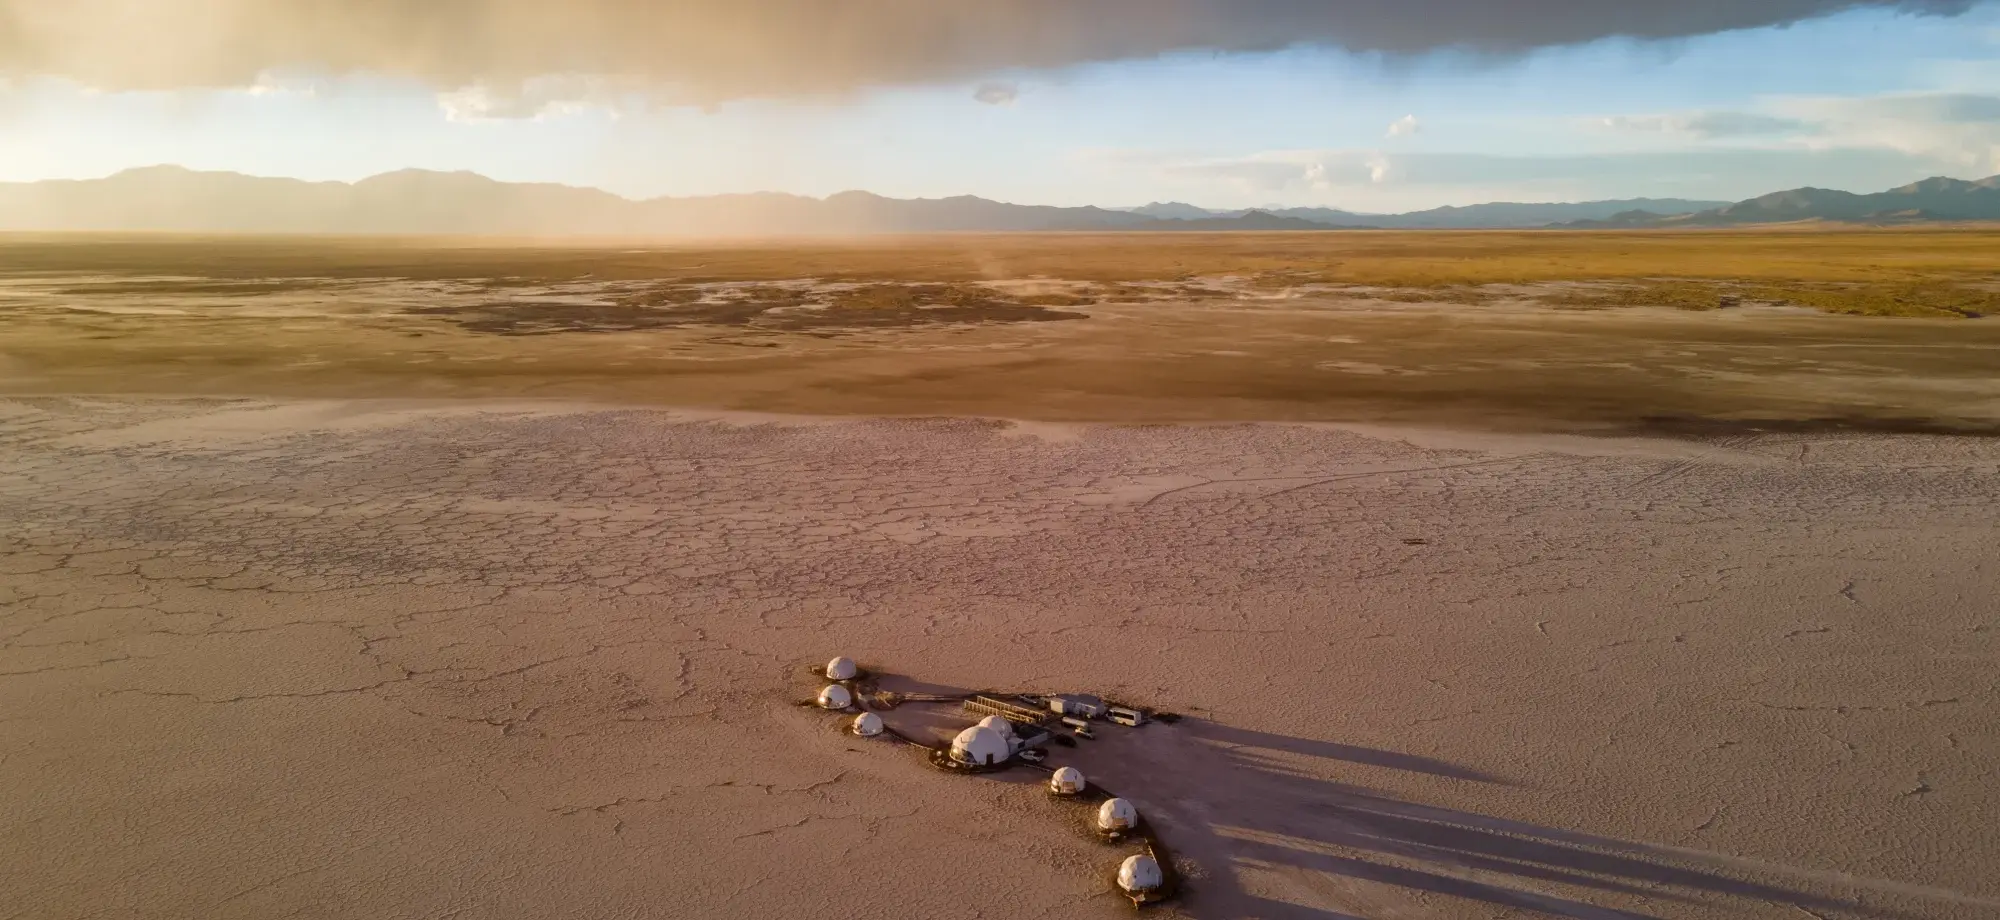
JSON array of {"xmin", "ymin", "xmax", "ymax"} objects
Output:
[{"xmin": 3, "ymin": 397, "xmax": 1997, "ymax": 919}]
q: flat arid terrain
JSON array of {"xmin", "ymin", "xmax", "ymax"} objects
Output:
[
  {"xmin": 4, "ymin": 399, "xmax": 1997, "ymax": 919},
  {"xmin": 4, "ymin": 230, "xmax": 2000, "ymax": 433},
  {"xmin": 2, "ymin": 233, "xmax": 1997, "ymax": 919}
]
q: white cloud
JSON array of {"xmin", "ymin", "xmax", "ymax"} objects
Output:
[
  {"xmin": 1092, "ymin": 144, "xmax": 1967, "ymax": 209},
  {"xmin": 1386, "ymin": 114, "xmax": 1420, "ymax": 138},
  {"xmin": 1153, "ymin": 149, "xmax": 1387, "ymax": 192},
  {"xmin": 973, "ymin": 82, "xmax": 1019, "ymax": 106},
  {"xmin": 1600, "ymin": 92, "xmax": 2000, "ymax": 173},
  {"xmin": 240, "ymin": 73, "xmax": 318, "ymax": 98},
  {"xmin": 437, "ymin": 86, "xmax": 540, "ymax": 122},
  {"xmin": 436, "ymin": 75, "xmax": 632, "ymax": 123},
  {"xmin": 1597, "ymin": 111, "xmax": 1810, "ymax": 138}
]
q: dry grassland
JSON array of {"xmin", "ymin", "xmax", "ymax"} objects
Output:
[{"xmin": 4, "ymin": 230, "xmax": 2000, "ymax": 431}]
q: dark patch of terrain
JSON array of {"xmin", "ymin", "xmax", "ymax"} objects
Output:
[
  {"xmin": 405, "ymin": 283, "xmax": 1090, "ymax": 336},
  {"xmin": 1629, "ymin": 415, "xmax": 2000, "ymax": 438},
  {"xmin": 49, "ymin": 279, "xmax": 346, "ymax": 296}
]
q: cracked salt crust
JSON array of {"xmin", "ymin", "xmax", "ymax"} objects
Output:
[{"xmin": 1, "ymin": 397, "xmax": 1997, "ymax": 919}]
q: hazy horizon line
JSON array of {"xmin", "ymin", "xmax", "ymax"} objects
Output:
[{"xmin": 0, "ymin": 162, "xmax": 1838, "ymax": 215}]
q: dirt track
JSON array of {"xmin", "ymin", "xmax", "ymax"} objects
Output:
[{"xmin": 3, "ymin": 398, "xmax": 1996, "ymax": 919}]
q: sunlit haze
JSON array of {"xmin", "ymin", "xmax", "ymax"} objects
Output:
[
  {"xmin": 2, "ymin": 1, "xmax": 1998, "ymax": 210},
  {"xmin": 10, "ymin": 7, "xmax": 2000, "ymax": 920}
]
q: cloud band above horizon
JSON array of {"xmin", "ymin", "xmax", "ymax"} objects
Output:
[{"xmin": 0, "ymin": 1, "xmax": 1977, "ymax": 104}]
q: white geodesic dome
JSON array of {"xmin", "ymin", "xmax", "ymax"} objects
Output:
[
  {"xmin": 1097, "ymin": 797, "xmax": 1139, "ymax": 831},
  {"xmin": 949, "ymin": 725, "xmax": 1010, "ymax": 765},
  {"xmin": 1117, "ymin": 854, "xmax": 1164, "ymax": 892},
  {"xmin": 817, "ymin": 684, "xmax": 853, "ymax": 710},
  {"xmin": 977, "ymin": 714, "xmax": 1015, "ymax": 737},
  {"xmin": 1050, "ymin": 766, "xmax": 1087, "ymax": 795},
  {"xmin": 852, "ymin": 712, "xmax": 884, "ymax": 736},
  {"xmin": 824, "ymin": 657, "xmax": 858, "ymax": 681}
]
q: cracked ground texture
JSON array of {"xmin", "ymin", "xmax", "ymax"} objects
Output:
[{"xmin": 2, "ymin": 397, "xmax": 1996, "ymax": 920}]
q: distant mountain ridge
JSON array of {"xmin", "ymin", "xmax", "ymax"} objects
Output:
[
  {"xmin": 0, "ymin": 166, "xmax": 1994, "ymax": 235},
  {"xmin": 0, "ymin": 168, "xmax": 1349, "ymax": 236},
  {"xmin": 1560, "ymin": 175, "xmax": 2000, "ymax": 227}
]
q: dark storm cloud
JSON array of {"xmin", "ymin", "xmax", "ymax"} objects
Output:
[{"xmin": 0, "ymin": 1, "xmax": 1975, "ymax": 102}]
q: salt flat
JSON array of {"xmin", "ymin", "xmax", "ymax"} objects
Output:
[{"xmin": 2, "ymin": 397, "xmax": 1996, "ymax": 919}]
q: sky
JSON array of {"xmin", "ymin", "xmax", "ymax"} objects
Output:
[{"xmin": 2, "ymin": 1, "xmax": 1999, "ymax": 212}]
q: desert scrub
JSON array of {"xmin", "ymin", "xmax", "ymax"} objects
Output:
[
  {"xmin": 1538, "ymin": 282, "xmax": 1732, "ymax": 311},
  {"xmin": 1746, "ymin": 282, "xmax": 2000, "ymax": 318},
  {"xmin": 1090, "ymin": 282, "xmax": 1177, "ymax": 302},
  {"xmin": 824, "ymin": 283, "xmax": 1013, "ymax": 309},
  {"xmin": 1534, "ymin": 279, "xmax": 1998, "ymax": 317},
  {"xmin": 1369, "ymin": 286, "xmax": 1505, "ymax": 305},
  {"xmin": 613, "ymin": 283, "xmax": 707, "ymax": 307},
  {"xmin": 1016, "ymin": 292, "xmax": 1099, "ymax": 307},
  {"xmin": 10, "ymin": 228, "xmax": 2000, "ymax": 288}
]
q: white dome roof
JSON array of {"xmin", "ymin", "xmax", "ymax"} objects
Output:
[
  {"xmin": 1097, "ymin": 797, "xmax": 1139, "ymax": 831},
  {"xmin": 817, "ymin": 684, "xmax": 853, "ymax": 710},
  {"xmin": 977, "ymin": 715, "xmax": 1015, "ymax": 737},
  {"xmin": 1117, "ymin": 854, "xmax": 1164, "ymax": 892},
  {"xmin": 825, "ymin": 657, "xmax": 858, "ymax": 681},
  {"xmin": 1050, "ymin": 766, "xmax": 1087, "ymax": 795},
  {"xmin": 852, "ymin": 712, "xmax": 884, "ymax": 736},
  {"xmin": 950, "ymin": 725, "xmax": 1011, "ymax": 765}
]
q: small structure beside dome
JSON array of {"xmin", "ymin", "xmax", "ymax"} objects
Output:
[
  {"xmin": 851, "ymin": 712, "xmax": 884, "ymax": 737},
  {"xmin": 817, "ymin": 684, "xmax": 853, "ymax": 710},
  {"xmin": 963, "ymin": 694, "xmax": 1049, "ymax": 724},
  {"xmin": 962, "ymin": 696, "xmax": 1057, "ymax": 751},
  {"xmin": 1046, "ymin": 693, "xmax": 1107, "ymax": 719},
  {"xmin": 1050, "ymin": 766, "xmax": 1087, "ymax": 796}
]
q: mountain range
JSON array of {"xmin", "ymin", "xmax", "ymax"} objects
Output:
[
  {"xmin": 0, "ymin": 166, "xmax": 1995, "ymax": 236},
  {"xmin": 0, "ymin": 167, "xmax": 1348, "ymax": 235},
  {"xmin": 1560, "ymin": 175, "xmax": 2000, "ymax": 228}
]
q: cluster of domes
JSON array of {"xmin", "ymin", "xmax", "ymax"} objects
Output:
[
  {"xmin": 808, "ymin": 656, "xmax": 1169, "ymax": 902},
  {"xmin": 817, "ymin": 658, "xmax": 862, "ymax": 711}
]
